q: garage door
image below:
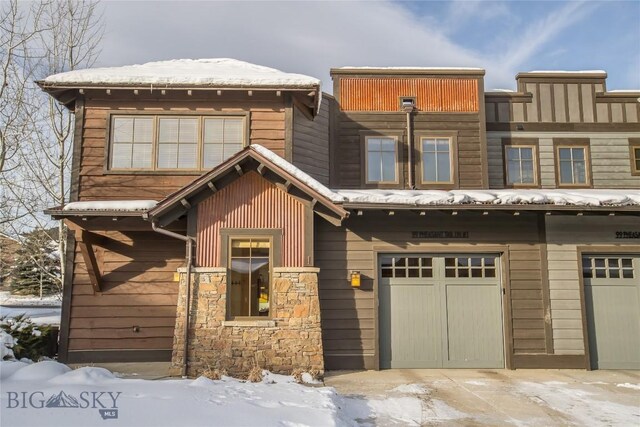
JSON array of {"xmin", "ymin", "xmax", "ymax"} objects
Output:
[
  {"xmin": 379, "ymin": 254, "xmax": 504, "ymax": 369},
  {"xmin": 583, "ymin": 254, "xmax": 640, "ymax": 369}
]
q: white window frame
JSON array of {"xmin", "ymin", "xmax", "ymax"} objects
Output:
[
  {"xmin": 504, "ymin": 145, "xmax": 538, "ymax": 187},
  {"xmin": 420, "ymin": 137, "xmax": 454, "ymax": 185},
  {"xmin": 364, "ymin": 135, "xmax": 399, "ymax": 185},
  {"xmin": 556, "ymin": 144, "xmax": 591, "ymax": 187},
  {"xmin": 107, "ymin": 113, "xmax": 247, "ymax": 172}
]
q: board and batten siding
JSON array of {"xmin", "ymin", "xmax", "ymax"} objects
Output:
[
  {"xmin": 292, "ymin": 97, "xmax": 330, "ymax": 186},
  {"xmin": 196, "ymin": 171, "xmax": 306, "ymax": 268},
  {"xmin": 487, "ymin": 135, "xmax": 640, "ymax": 188},
  {"xmin": 315, "ymin": 212, "xmax": 549, "ymax": 370},
  {"xmin": 78, "ymin": 93, "xmax": 287, "ymax": 201},
  {"xmin": 545, "ymin": 216, "xmax": 640, "ymax": 356},
  {"xmin": 67, "ymin": 229, "xmax": 183, "ymax": 359}
]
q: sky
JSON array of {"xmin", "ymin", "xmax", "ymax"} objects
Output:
[{"xmin": 95, "ymin": 0, "xmax": 640, "ymax": 93}]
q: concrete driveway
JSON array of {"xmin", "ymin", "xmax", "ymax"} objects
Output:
[{"xmin": 325, "ymin": 369, "xmax": 640, "ymax": 426}]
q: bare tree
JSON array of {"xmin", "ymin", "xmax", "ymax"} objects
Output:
[{"xmin": 1, "ymin": 0, "xmax": 103, "ymax": 292}]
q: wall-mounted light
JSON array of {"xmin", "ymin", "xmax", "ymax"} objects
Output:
[{"xmin": 350, "ymin": 271, "xmax": 361, "ymax": 288}]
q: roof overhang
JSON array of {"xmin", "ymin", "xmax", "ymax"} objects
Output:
[
  {"xmin": 44, "ymin": 207, "xmax": 149, "ymax": 219},
  {"xmin": 342, "ymin": 203, "xmax": 640, "ymax": 215},
  {"xmin": 146, "ymin": 146, "xmax": 349, "ymax": 227}
]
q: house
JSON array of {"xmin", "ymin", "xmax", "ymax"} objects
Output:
[{"xmin": 39, "ymin": 59, "xmax": 640, "ymax": 376}]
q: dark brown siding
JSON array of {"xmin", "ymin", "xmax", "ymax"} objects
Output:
[
  {"xmin": 292, "ymin": 98, "xmax": 330, "ymax": 185},
  {"xmin": 334, "ymin": 112, "xmax": 484, "ymax": 189},
  {"xmin": 315, "ymin": 211, "xmax": 548, "ymax": 370},
  {"xmin": 67, "ymin": 229, "xmax": 183, "ymax": 358},
  {"xmin": 78, "ymin": 92, "xmax": 287, "ymax": 201}
]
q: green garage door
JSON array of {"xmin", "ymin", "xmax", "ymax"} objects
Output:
[
  {"xmin": 583, "ymin": 255, "xmax": 640, "ymax": 370},
  {"xmin": 379, "ymin": 254, "xmax": 504, "ymax": 369}
]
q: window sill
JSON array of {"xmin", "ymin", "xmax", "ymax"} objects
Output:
[{"xmin": 222, "ymin": 320, "xmax": 275, "ymax": 328}]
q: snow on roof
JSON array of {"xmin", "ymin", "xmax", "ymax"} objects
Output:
[
  {"xmin": 336, "ymin": 66, "xmax": 484, "ymax": 71},
  {"xmin": 62, "ymin": 200, "xmax": 158, "ymax": 211},
  {"xmin": 487, "ymin": 89, "xmax": 516, "ymax": 93},
  {"xmin": 250, "ymin": 145, "xmax": 344, "ymax": 203},
  {"xmin": 607, "ymin": 89, "xmax": 640, "ymax": 93},
  {"xmin": 42, "ymin": 58, "xmax": 320, "ymax": 89},
  {"xmin": 333, "ymin": 189, "xmax": 640, "ymax": 207},
  {"xmin": 524, "ymin": 70, "xmax": 607, "ymax": 74}
]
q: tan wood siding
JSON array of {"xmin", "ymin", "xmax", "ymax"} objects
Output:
[
  {"xmin": 196, "ymin": 172, "xmax": 305, "ymax": 267},
  {"xmin": 488, "ymin": 135, "xmax": 640, "ymax": 189},
  {"xmin": 292, "ymin": 98, "xmax": 330, "ymax": 185},
  {"xmin": 67, "ymin": 230, "xmax": 183, "ymax": 353},
  {"xmin": 78, "ymin": 95, "xmax": 287, "ymax": 201},
  {"xmin": 315, "ymin": 212, "xmax": 547, "ymax": 370},
  {"xmin": 545, "ymin": 216, "xmax": 640, "ymax": 356},
  {"xmin": 339, "ymin": 78, "xmax": 479, "ymax": 112},
  {"xmin": 334, "ymin": 112, "xmax": 484, "ymax": 189}
]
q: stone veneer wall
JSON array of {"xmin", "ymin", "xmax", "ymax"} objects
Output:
[{"xmin": 170, "ymin": 267, "xmax": 324, "ymax": 377}]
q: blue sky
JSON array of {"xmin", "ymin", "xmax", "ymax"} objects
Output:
[{"xmin": 98, "ymin": 1, "xmax": 640, "ymax": 92}]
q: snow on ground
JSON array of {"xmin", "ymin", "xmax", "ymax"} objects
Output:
[
  {"xmin": 0, "ymin": 291, "xmax": 61, "ymax": 306},
  {"xmin": 0, "ymin": 306, "xmax": 61, "ymax": 326},
  {"xmin": 514, "ymin": 380, "xmax": 640, "ymax": 427},
  {"xmin": 617, "ymin": 383, "xmax": 640, "ymax": 390}
]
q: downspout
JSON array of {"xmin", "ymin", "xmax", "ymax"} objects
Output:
[
  {"xmin": 404, "ymin": 106, "xmax": 416, "ymax": 189},
  {"xmin": 151, "ymin": 221, "xmax": 195, "ymax": 378}
]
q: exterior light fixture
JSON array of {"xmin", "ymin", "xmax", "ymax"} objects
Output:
[{"xmin": 350, "ymin": 271, "xmax": 361, "ymax": 288}]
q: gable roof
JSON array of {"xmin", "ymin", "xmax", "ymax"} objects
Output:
[{"xmin": 145, "ymin": 145, "xmax": 349, "ymax": 227}]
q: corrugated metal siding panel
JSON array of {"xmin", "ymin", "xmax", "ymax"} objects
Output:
[
  {"xmin": 197, "ymin": 172, "xmax": 305, "ymax": 267},
  {"xmin": 340, "ymin": 78, "xmax": 478, "ymax": 112}
]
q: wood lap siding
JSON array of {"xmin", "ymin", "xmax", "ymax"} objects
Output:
[
  {"xmin": 196, "ymin": 172, "xmax": 305, "ymax": 267},
  {"xmin": 78, "ymin": 96, "xmax": 287, "ymax": 201},
  {"xmin": 292, "ymin": 100, "xmax": 330, "ymax": 185},
  {"xmin": 67, "ymin": 231, "xmax": 183, "ymax": 353},
  {"xmin": 315, "ymin": 212, "xmax": 548, "ymax": 370},
  {"xmin": 340, "ymin": 78, "xmax": 479, "ymax": 112},
  {"xmin": 336, "ymin": 112, "xmax": 484, "ymax": 188}
]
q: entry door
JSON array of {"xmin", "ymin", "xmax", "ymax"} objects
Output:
[
  {"xmin": 379, "ymin": 254, "xmax": 504, "ymax": 369},
  {"xmin": 583, "ymin": 255, "xmax": 640, "ymax": 369}
]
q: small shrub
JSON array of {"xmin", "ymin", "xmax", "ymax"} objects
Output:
[
  {"xmin": 291, "ymin": 368, "xmax": 304, "ymax": 383},
  {"xmin": 308, "ymin": 369, "xmax": 323, "ymax": 381},
  {"xmin": 202, "ymin": 365, "xmax": 227, "ymax": 380},
  {"xmin": 247, "ymin": 363, "xmax": 263, "ymax": 383},
  {"xmin": 0, "ymin": 315, "xmax": 52, "ymax": 361}
]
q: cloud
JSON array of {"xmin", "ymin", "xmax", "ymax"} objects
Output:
[{"xmin": 97, "ymin": 1, "xmax": 600, "ymax": 91}]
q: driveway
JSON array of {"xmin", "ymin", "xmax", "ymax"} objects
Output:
[{"xmin": 325, "ymin": 369, "xmax": 640, "ymax": 426}]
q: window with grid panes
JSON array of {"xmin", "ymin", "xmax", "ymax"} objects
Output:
[
  {"xmin": 366, "ymin": 137, "xmax": 397, "ymax": 183},
  {"xmin": 505, "ymin": 146, "xmax": 536, "ymax": 185},
  {"xmin": 422, "ymin": 138, "xmax": 452, "ymax": 183}
]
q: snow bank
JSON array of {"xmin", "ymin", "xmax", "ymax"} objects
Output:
[
  {"xmin": 7, "ymin": 360, "xmax": 71, "ymax": 381},
  {"xmin": 1, "ymin": 330, "xmax": 16, "ymax": 360},
  {"xmin": 62, "ymin": 200, "xmax": 158, "ymax": 211},
  {"xmin": 43, "ymin": 58, "xmax": 320, "ymax": 89}
]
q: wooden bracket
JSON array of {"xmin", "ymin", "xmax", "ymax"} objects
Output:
[{"xmin": 78, "ymin": 230, "xmax": 103, "ymax": 293}]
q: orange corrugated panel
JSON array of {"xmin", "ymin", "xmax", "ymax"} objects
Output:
[
  {"xmin": 340, "ymin": 78, "xmax": 478, "ymax": 112},
  {"xmin": 196, "ymin": 172, "xmax": 304, "ymax": 267}
]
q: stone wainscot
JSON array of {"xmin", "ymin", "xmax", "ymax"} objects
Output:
[{"xmin": 169, "ymin": 267, "xmax": 324, "ymax": 377}]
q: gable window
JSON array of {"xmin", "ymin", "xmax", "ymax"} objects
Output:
[
  {"xmin": 556, "ymin": 144, "xmax": 590, "ymax": 186},
  {"xmin": 228, "ymin": 238, "xmax": 271, "ymax": 318},
  {"xmin": 505, "ymin": 145, "xmax": 537, "ymax": 186},
  {"xmin": 366, "ymin": 136, "xmax": 397, "ymax": 183},
  {"xmin": 421, "ymin": 137, "xmax": 453, "ymax": 183},
  {"xmin": 630, "ymin": 139, "xmax": 640, "ymax": 176},
  {"xmin": 108, "ymin": 114, "xmax": 246, "ymax": 171}
]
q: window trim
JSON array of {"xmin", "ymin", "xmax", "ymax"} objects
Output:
[
  {"xmin": 360, "ymin": 131, "xmax": 403, "ymax": 188},
  {"xmin": 219, "ymin": 229, "xmax": 281, "ymax": 321},
  {"xmin": 104, "ymin": 111, "xmax": 250, "ymax": 174},
  {"xmin": 415, "ymin": 131, "xmax": 458, "ymax": 189},
  {"xmin": 553, "ymin": 138, "xmax": 592, "ymax": 188},
  {"xmin": 629, "ymin": 139, "xmax": 640, "ymax": 176},
  {"xmin": 501, "ymin": 138, "xmax": 540, "ymax": 189}
]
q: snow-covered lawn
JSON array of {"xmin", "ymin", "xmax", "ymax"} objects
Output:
[
  {"xmin": 0, "ymin": 291, "xmax": 61, "ymax": 326},
  {"xmin": 0, "ymin": 360, "xmax": 404, "ymax": 427}
]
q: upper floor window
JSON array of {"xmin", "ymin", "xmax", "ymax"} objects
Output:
[
  {"xmin": 365, "ymin": 136, "xmax": 398, "ymax": 184},
  {"xmin": 109, "ymin": 114, "xmax": 246, "ymax": 171},
  {"xmin": 505, "ymin": 145, "xmax": 537, "ymax": 187},
  {"xmin": 630, "ymin": 139, "xmax": 640, "ymax": 176},
  {"xmin": 555, "ymin": 143, "xmax": 591, "ymax": 187},
  {"xmin": 421, "ymin": 137, "xmax": 453, "ymax": 184}
]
